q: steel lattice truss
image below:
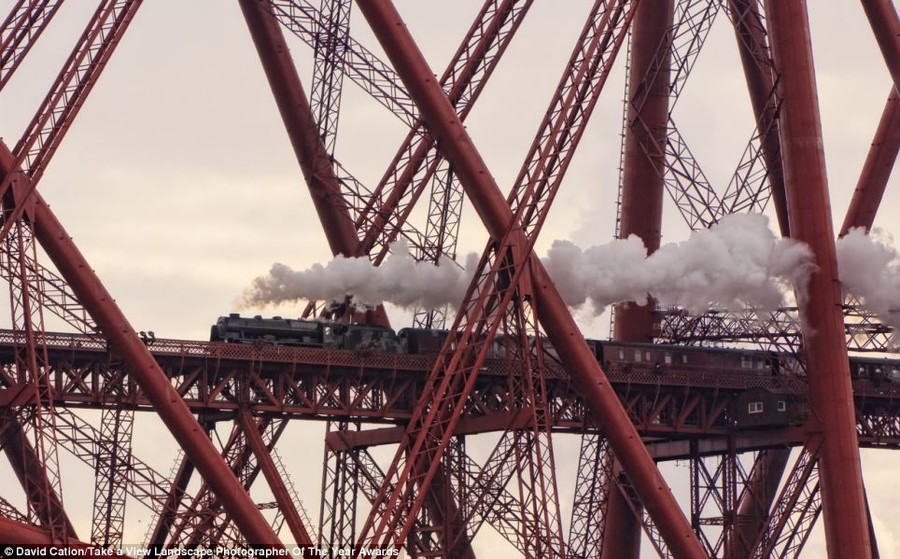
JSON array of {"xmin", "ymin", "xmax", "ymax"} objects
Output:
[{"xmin": 0, "ymin": 0, "xmax": 898, "ymax": 558}]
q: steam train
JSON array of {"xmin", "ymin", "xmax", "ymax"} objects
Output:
[
  {"xmin": 211, "ymin": 314, "xmax": 900, "ymax": 429},
  {"xmin": 210, "ymin": 314, "xmax": 900, "ymax": 384}
]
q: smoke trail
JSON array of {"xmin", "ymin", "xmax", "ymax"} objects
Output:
[
  {"xmin": 243, "ymin": 213, "xmax": 817, "ymax": 316},
  {"xmin": 837, "ymin": 227, "xmax": 900, "ymax": 329}
]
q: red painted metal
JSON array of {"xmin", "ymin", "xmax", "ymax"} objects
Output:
[
  {"xmin": 766, "ymin": 2, "xmax": 872, "ymax": 557},
  {"xmin": 601, "ymin": 465, "xmax": 642, "ymax": 559},
  {"xmin": 568, "ymin": 434, "xmax": 613, "ymax": 557},
  {"xmin": 862, "ymin": 0, "xmax": 900, "ymax": 88},
  {"xmin": 163, "ymin": 417, "xmax": 287, "ymax": 548},
  {"xmin": 841, "ymin": 0, "xmax": 900, "ymax": 236},
  {"xmin": 729, "ymin": 449, "xmax": 790, "ymax": 559},
  {"xmin": 239, "ymin": 0, "xmax": 359, "ymax": 259},
  {"xmin": 612, "ymin": 0, "xmax": 672, "ymax": 344},
  {"xmin": 606, "ymin": 2, "xmax": 672, "ymax": 556},
  {"xmin": 355, "ymin": 0, "xmax": 531, "ymax": 263},
  {"xmin": 309, "ymin": 0, "xmax": 352, "ymax": 155},
  {"xmin": 0, "ymin": 0, "xmax": 63, "ymax": 92},
  {"xmin": 0, "ymin": 143, "xmax": 281, "ymax": 545},
  {"xmin": 0, "ymin": 515, "xmax": 124, "ymax": 555},
  {"xmin": 0, "ymin": 0, "xmax": 143, "ymax": 246},
  {"xmin": 146, "ymin": 455, "xmax": 195, "ymax": 548},
  {"xmin": 841, "ymin": 87, "xmax": 900, "ymax": 235},
  {"xmin": 750, "ymin": 436, "xmax": 823, "ymax": 558},
  {"xmin": 2, "ymin": 1, "xmax": 898, "ymax": 553},
  {"xmin": 0, "ymin": 415, "xmax": 76, "ymax": 539},
  {"xmin": 237, "ymin": 410, "xmax": 313, "ymax": 546},
  {"xmin": 90, "ymin": 407, "xmax": 133, "ymax": 547},
  {"xmin": 353, "ymin": 1, "xmax": 705, "ymax": 556},
  {"xmin": 728, "ymin": 0, "xmax": 789, "ymax": 236}
]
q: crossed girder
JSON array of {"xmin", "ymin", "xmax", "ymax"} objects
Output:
[{"xmin": 0, "ymin": 0, "xmax": 898, "ymax": 557}]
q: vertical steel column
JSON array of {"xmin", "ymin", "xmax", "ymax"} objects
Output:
[
  {"xmin": 612, "ymin": 0, "xmax": 672, "ymax": 344},
  {"xmin": 353, "ymin": 2, "xmax": 705, "ymax": 557},
  {"xmin": 765, "ymin": 2, "xmax": 872, "ymax": 557},
  {"xmin": 728, "ymin": 449, "xmax": 790, "ymax": 559},
  {"xmin": 0, "ymin": 143, "xmax": 281, "ymax": 545},
  {"xmin": 606, "ymin": 2, "xmax": 672, "ymax": 557},
  {"xmin": 601, "ymin": 463, "xmax": 642, "ymax": 559}
]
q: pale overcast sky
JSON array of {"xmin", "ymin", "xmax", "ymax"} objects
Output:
[{"xmin": 1, "ymin": 1, "xmax": 898, "ymax": 556}]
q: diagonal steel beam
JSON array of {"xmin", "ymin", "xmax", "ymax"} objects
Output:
[
  {"xmin": 356, "ymin": 0, "xmax": 532, "ymax": 264},
  {"xmin": 0, "ymin": 0, "xmax": 64, "ymax": 92},
  {"xmin": 0, "ymin": 412, "xmax": 76, "ymax": 539},
  {"xmin": 766, "ymin": 2, "xmax": 871, "ymax": 556},
  {"xmin": 0, "ymin": 143, "xmax": 281, "ymax": 545},
  {"xmin": 240, "ymin": 0, "xmax": 360, "ymax": 259},
  {"xmin": 237, "ymin": 410, "xmax": 313, "ymax": 546},
  {"xmin": 353, "ymin": 2, "xmax": 704, "ymax": 557},
  {"xmin": 841, "ymin": 87, "xmax": 900, "ymax": 235},
  {"xmin": 269, "ymin": 0, "xmax": 416, "ymax": 125},
  {"xmin": 727, "ymin": 0, "xmax": 788, "ymax": 236},
  {"xmin": 861, "ymin": 0, "xmax": 900, "ymax": 89},
  {"xmin": 841, "ymin": 0, "xmax": 900, "ymax": 235}
]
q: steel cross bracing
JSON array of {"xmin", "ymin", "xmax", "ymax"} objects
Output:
[
  {"xmin": 356, "ymin": 0, "xmax": 533, "ymax": 268},
  {"xmin": 3, "ymin": 336, "xmax": 900, "ymax": 547},
  {"xmin": 0, "ymin": 3, "xmax": 142, "ymax": 540},
  {"xmin": 261, "ymin": 0, "xmax": 532, "ymax": 327},
  {"xmin": 352, "ymin": 0, "xmax": 648, "ymax": 554},
  {"xmin": 566, "ymin": 433, "xmax": 613, "ymax": 558},
  {"xmin": 0, "ymin": 1, "xmax": 64, "ymax": 91},
  {"xmin": 309, "ymin": 0, "xmax": 352, "ymax": 154},
  {"xmin": 5, "ymin": 217, "xmax": 68, "ymax": 541},
  {"xmin": 0, "ymin": 0, "xmax": 286, "ymax": 543},
  {"xmin": 0, "ymin": 0, "xmax": 143, "ymax": 243},
  {"xmin": 1, "ymin": 0, "xmax": 899, "ymax": 557}
]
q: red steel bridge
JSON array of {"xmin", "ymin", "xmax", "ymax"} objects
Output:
[{"xmin": 0, "ymin": 1, "xmax": 898, "ymax": 557}]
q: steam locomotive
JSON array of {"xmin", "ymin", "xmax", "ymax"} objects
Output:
[
  {"xmin": 210, "ymin": 313, "xmax": 399, "ymax": 352},
  {"xmin": 210, "ymin": 314, "xmax": 900, "ymax": 384}
]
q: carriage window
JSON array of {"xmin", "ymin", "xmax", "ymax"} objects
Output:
[
  {"xmin": 645, "ymin": 351, "xmax": 652, "ymax": 362},
  {"xmin": 618, "ymin": 348, "xmax": 625, "ymax": 361},
  {"xmin": 664, "ymin": 352, "xmax": 672, "ymax": 365},
  {"xmin": 634, "ymin": 349, "xmax": 642, "ymax": 362},
  {"xmin": 777, "ymin": 401, "xmax": 786, "ymax": 412},
  {"xmin": 748, "ymin": 402, "xmax": 764, "ymax": 414},
  {"xmin": 758, "ymin": 359, "xmax": 766, "ymax": 370},
  {"xmin": 682, "ymin": 354, "xmax": 688, "ymax": 364},
  {"xmin": 741, "ymin": 355, "xmax": 753, "ymax": 369}
]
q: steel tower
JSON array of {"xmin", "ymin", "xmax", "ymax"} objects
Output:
[{"xmin": 0, "ymin": 1, "xmax": 898, "ymax": 557}]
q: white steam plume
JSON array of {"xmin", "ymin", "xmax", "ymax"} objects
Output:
[
  {"xmin": 837, "ymin": 227, "xmax": 900, "ymax": 329},
  {"xmin": 544, "ymin": 212, "xmax": 815, "ymax": 314},
  {"xmin": 243, "ymin": 213, "xmax": 818, "ymax": 316},
  {"xmin": 241, "ymin": 242, "xmax": 476, "ymax": 310}
]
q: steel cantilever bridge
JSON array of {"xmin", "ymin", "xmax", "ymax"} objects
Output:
[{"xmin": 0, "ymin": 1, "xmax": 898, "ymax": 558}]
